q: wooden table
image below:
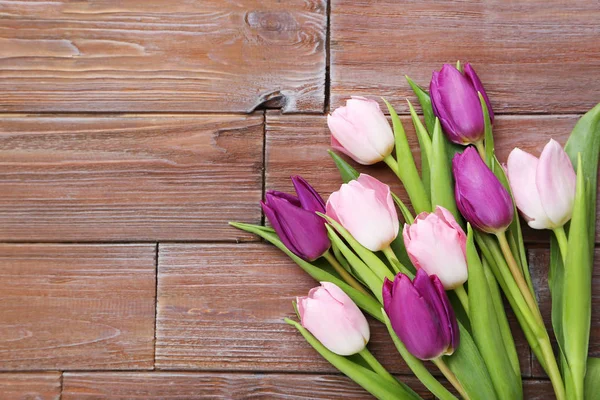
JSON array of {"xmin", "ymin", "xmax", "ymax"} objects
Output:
[{"xmin": 0, "ymin": 1, "xmax": 598, "ymax": 398}]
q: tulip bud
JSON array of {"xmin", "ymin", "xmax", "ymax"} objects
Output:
[
  {"xmin": 297, "ymin": 282, "xmax": 370, "ymax": 356},
  {"xmin": 453, "ymin": 146, "xmax": 514, "ymax": 233},
  {"xmin": 506, "ymin": 139, "xmax": 576, "ymax": 230},
  {"xmin": 262, "ymin": 177, "xmax": 330, "ymax": 261},
  {"xmin": 383, "ymin": 270, "xmax": 459, "ymax": 360},
  {"xmin": 327, "ymin": 96, "xmax": 395, "ymax": 165},
  {"xmin": 430, "ymin": 63, "xmax": 493, "ymax": 145},
  {"xmin": 326, "ymin": 174, "xmax": 399, "ymax": 251},
  {"xmin": 403, "ymin": 206, "xmax": 468, "ymax": 289}
]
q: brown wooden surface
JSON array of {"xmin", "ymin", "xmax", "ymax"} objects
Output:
[
  {"xmin": 62, "ymin": 372, "xmax": 433, "ymax": 399},
  {"xmin": 0, "ymin": 373, "xmax": 61, "ymax": 400},
  {"xmin": 1, "ymin": 0, "xmax": 599, "ymax": 398},
  {"xmin": 0, "ymin": 114, "xmax": 263, "ymax": 242},
  {"xmin": 0, "ymin": 244, "xmax": 156, "ymax": 370},
  {"xmin": 0, "ymin": 1, "xmax": 326, "ymax": 113},
  {"xmin": 330, "ymin": 0, "xmax": 600, "ymax": 114}
]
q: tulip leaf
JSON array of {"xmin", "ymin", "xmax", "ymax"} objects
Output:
[
  {"xmin": 466, "ymin": 224, "xmax": 523, "ymax": 400},
  {"xmin": 405, "ymin": 75, "xmax": 436, "ymax": 134},
  {"xmin": 319, "ymin": 213, "xmax": 395, "ymax": 282},
  {"xmin": 328, "ymin": 150, "xmax": 359, "ymax": 183},
  {"xmin": 478, "ymin": 92, "xmax": 495, "ymax": 169},
  {"xmin": 381, "ymin": 310, "xmax": 457, "ymax": 400},
  {"xmin": 562, "ymin": 155, "xmax": 591, "ymax": 400},
  {"xmin": 383, "ymin": 98, "xmax": 431, "ymax": 214},
  {"xmin": 585, "ymin": 357, "xmax": 600, "ymax": 400},
  {"xmin": 229, "ymin": 222, "xmax": 383, "ymax": 322},
  {"xmin": 429, "ymin": 118, "xmax": 460, "ymax": 220},
  {"xmin": 407, "ymin": 99, "xmax": 433, "ymax": 203},
  {"xmin": 392, "ymin": 193, "xmax": 415, "ymax": 223},
  {"xmin": 325, "ymin": 224, "xmax": 385, "ymax": 304},
  {"xmin": 444, "ymin": 322, "xmax": 498, "ymax": 400},
  {"xmin": 285, "ymin": 318, "xmax": 423, "ymax": 400}
]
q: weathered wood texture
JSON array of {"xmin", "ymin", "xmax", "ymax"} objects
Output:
[
  {"xmin": 62, "ymin": 372, "xmax": 433, "ymax": 399},
  {"xmin": 0, "ymin": 1, "xmax": 326, "ymax": 113},
  {"xmin": 330, "ymin": 0, "xmax": 600, "ymax": 114},
  {"xmin": 265, "ymin": 111, "xmax": 599, "ymax": 243},
  {"xmin": 0, "ymin": 373, "xmax": 61, "ymax": 400},
  {"xmin": 530, "ymin": 248, "xmax": 600, "ymax": 377},
  {"xmin": 0, "ymin": 244, "xmax": 156, "ymax": 370},
  {"xmin": 0, "ymin": 114, "xmax": 263, "ymax": 242}
]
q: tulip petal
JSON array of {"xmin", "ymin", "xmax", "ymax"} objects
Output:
[
  {"xmin": 356, "ymin": 174, "xmax": 400, "ymax": 235},
  {"xmin": 464, "ymin": 63, "xmax": 494, "ymax": 123},
  {"xmin": 536, "ymin": 139, "xmax": 577, "ymax": 227},
  {"xmin": 266, "ymin": 190, "xmax": 301, "ymax": 208},
  {"xmin": 327, "ymin": 111, "xmax": 383, "ymax": 165},
  {"xmin": 434, "ymin": 206, "xmax": 467, "ymax": 255},
  {"xmin": 345, "ymin": 97, "xmax": 395, "ymax": 158},
  {"xmin": 321, "ymin": 282, "xmax": 370, "ymax": 343},
  {"xmin": 506, "ymin": 148, "xmax": 553, "ymax": 229},
  {"xmin": 431, "ymin": 275, "xmax": 460, "ymax": 353},
  {"xmin": 291, "ymin": 175, "xmax": 326, "ymax": 213},
  {"xmin": 413, "ymin": 270, "xmax": 453, "ymax": 348},
  {"xmin": 262, "ymin": 200, "xmax": 301, "ymax": 257},
  {"xmin": 382, "ymin": 277, "xmax": 394, "ymax": 311}
]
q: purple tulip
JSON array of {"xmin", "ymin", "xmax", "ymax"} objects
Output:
[
  {"xmin": 383, "ymin": 269, "xmax": 459, "ymax": 360},
  {"xmin": 453, "ymin": 146, "xmax": 514, "ymax": 233},
  {"xmin": 430, "ymin": 63, "xmax": 493, "ymax": 145},
  {"xmin": 262, "ymin": 176, "xmax": 330, "ymax": 261}
]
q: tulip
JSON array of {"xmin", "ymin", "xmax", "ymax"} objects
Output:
[
  {"xmin": 383, "ymin": 269, "xmax": 459, "ymax": 360},
  {"xmin": 430, "ymin": 63, "xmax": 493, "ymax": 145},
  {"xmin": 328, "ymin": 96, "xmax": 395, "ymax": 165},
  {"xmin": 326, "ymin": 174, "xmax": 399, "ymax": 251},
  {"xmin": 297, "ymin": 282, "xmax": 370, "ymax": 356},
  {"xmin": 506, "ymin": 139, "xmax": 576, "ymax": 230},
  {"xmin": 262, "ymin": 176, "xmax": 330, "ymax": 261},
  {"xmin": 453, "ymin": 146, "xmax": 514, "ymax": 233},
  {"xmin": 403, "ymin": 206, "xmax": 468, "ymax": 289}
]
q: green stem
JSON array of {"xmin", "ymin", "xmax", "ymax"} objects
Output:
[
  {"xmin": 432, "ymin": 358, "xmax": 470, "ymax": 400},
  {"xmin": 553, "ymin": 225, "xmax": 569, "ymax": 265},
  {"xmin": 496, "ymin": 231, "xmax": 540, "ymax": 319},
  {"xmin": 539, "ymin": 335, "xmax": 567, "ymax": 400},
  {"xmin": 454, "ymin": 284, "xmax": 470, "ymax": 316},
  {"xmin": 359, "ymin": 348, "xmax": 398, "ymax": 385},
  {"xmin": 383, "ymin": 155, "xmax": 430, "ymax": 214},
  {"xmin": 474, "ymin": 139, "xmax": 486, "ymax": 160},
  {"xmin": 324, "ymin": 251, "xmax": 371, "ymax": 296},
  {"xmin": 382, "ymin": 246, "xmax": 412, "ymax": 277}
]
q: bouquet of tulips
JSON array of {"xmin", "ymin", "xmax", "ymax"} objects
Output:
[{"xmin": 232, "ymin": 62, "xmax": 600, "ymax": 400}]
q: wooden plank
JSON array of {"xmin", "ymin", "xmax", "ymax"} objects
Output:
[
  {"xmin": 523, "ymin": 379, "xmax": 555, "ymax": 400},
  {"xmin": 0, "ymin": 1, "xmax": 326, "ymax": 113},
  {"xmin": 529, "ymin": 248, "xmax": 600, "ymax": 377},
  {"xmin": 0, "ymin": 244, "xmax": 156, "ymax": 370},
  {"xmin": 63, "ymin": 372, "xmax": 433, "ymax": 399},
  {"xmin": 330, "ymin": 0, "xmax": 600, "ymax": 114},
  {"xmin": 266, "ymin": 112, "xmax": 598, "ymax": 243},
  {"xmin": 0, "ymin": 373, "xmax": 61, "ymax": 400},
  {"xmin": 155, "ymin": 243, "xmax": 530, "ymax": 376},
  {"xmin": 0, "ymin": 114, "xmax": 263, "ymax": 241}
]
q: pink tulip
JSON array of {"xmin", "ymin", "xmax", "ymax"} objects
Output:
[
  {"xmin": 403, "ymin": 206, "xmax": 468, "ymax": 289},
  {"xmin": 297, "ymin": 282, "xmax": 370, "ymax": 356},
  {"xmin": 326, "ymin": 174, "xmax": 399, "ymax": 251},
  {"xmin": 506, "ymin": 139, "xmax": 576, "ymax": 229},
  {"xmin": 328, "ymin": 96, "xmax": 395, "ymax": 165}
]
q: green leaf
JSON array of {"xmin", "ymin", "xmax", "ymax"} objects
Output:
[
  {"xmin": 444, "ymin": 323, "xmax": 498, "ymax": 400},
  {"xmin": 407, "ymin": 99, "xmax": 433, "ymax": 202},
  {"xmin": 328, "ymin": 150, "xmax": 359, "ymax": 183},
  {"xmin": 478, "ymin": 92, "xmax": 494, "ymax": 169},
  {"xmin": 405, "ymin": 75, "xmax": 435, "ymax": 134},
  {"xmin": 584, "ymin": 357, "xmax": 600, "ymax": 400},
  {"xmin": 392, "ymin": 193, "xmax": 415, "ymax": 223},
  {"xmin": 383, "ymin": 98, "xmax": 430, "ymax": 214},
  {"xmin": 229, "ymin": 222, "xmax": 383, "ymax": 322},
  {"xmin": 381, "ymin": 310, "xmax": 457, "ymax": 400},
  {"xmin": 286, "ymin": 318, "xmax": 423, "ymax": 400},
  {"xmin": 466, "ymin": 225, "xmax": 522, "ymax": 400},
  {"xmin": 563, "ymin": 155, "xmax": 591, "ymax": 400},
  {"xmin": 429, "ymin": 118, "xmax": 459, "ymax": 220}
]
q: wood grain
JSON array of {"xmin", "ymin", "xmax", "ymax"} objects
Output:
[
  {"xmin": 529, "ymin": 248, "xmax": 600, "ymax": 377},
  {"xmin": 265, "ymin": 111, "xmax": 599, "ymax": 243},
  {"xmin": 0, "ymin": 114, "xmax": 263, "ymax": 241},
  {"xmin": 0, "ymin": 244, "xmax": 156, "ymax": 370},
  {"xmin": 0, "ymin": 373, "xmax": 61, "ymax": 400},
  {"xmin": 0, "ymin": 1, "xmax": 326, "ymax": 112},
  {"xmin": 62, "ymin": 372, "xmax": 433, "ymax": 399},
  {"xmin": 330, "ymin": 0, "xmax": 600, "ymax": 114}
]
